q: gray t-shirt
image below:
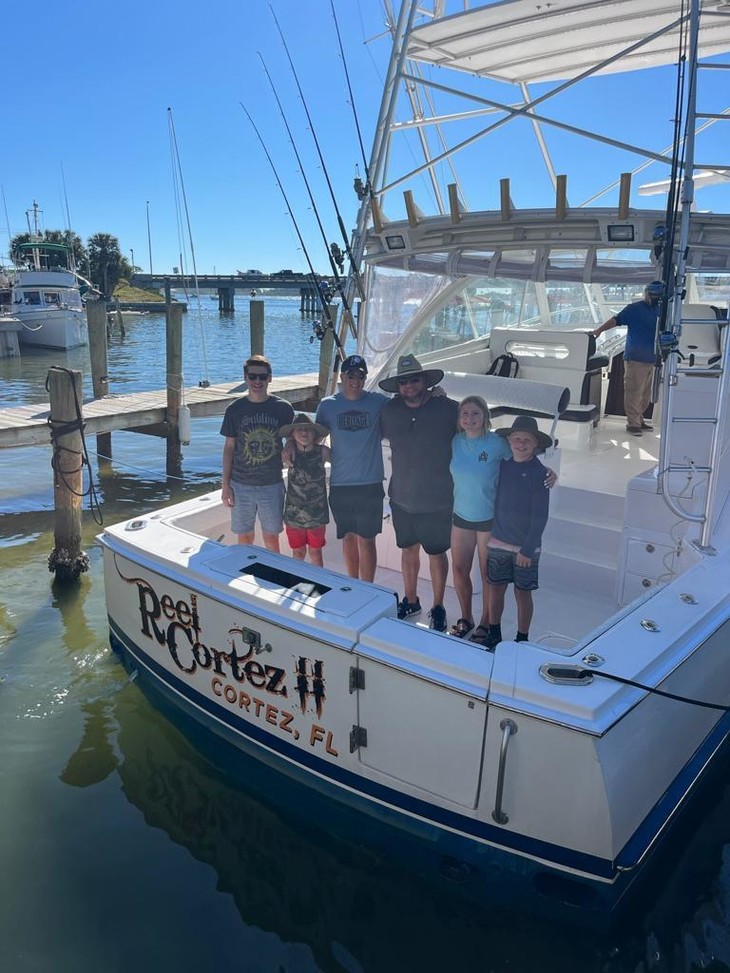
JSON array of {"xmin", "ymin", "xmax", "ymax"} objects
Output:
[
  {"xmin": 316, "ymin": 390, "xmax": 388, "ymax": 486},
  {"xmin": 220, "ymin": 394, "xmax": 294, "ymax": 486}
]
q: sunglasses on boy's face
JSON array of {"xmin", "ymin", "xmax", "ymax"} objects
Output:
[
  {"xmin": 246, "ymin": 372, "xmax": 270, "ymax": 381},
  {"xmin": 398, "ymin": 375, "xmax": 424, "ymax": 385}
]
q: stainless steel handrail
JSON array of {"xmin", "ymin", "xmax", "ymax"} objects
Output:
[{"xmin": 492, "ymin": 718, "xmax": 517, "ymax": 825}]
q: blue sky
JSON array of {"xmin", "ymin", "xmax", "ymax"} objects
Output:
[
  {"xmin": 2, "ymin": 0, "xmax": 387, "ymax": 276},
  {"xmin": 3, "ymin": 1, "xmax": 727, "ymax": 277}
]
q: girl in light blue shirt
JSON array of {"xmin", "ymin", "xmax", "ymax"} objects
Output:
[{"xmin": 448, "ymin": 396, "xmax": 510, "ymax": 641}]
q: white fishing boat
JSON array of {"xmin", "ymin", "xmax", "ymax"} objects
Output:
[
  {"xmin": 99, "ymin": 0, "xmax": 730, "ymax": 919},
  {"xmin": 8, "ymin": 202, "xmax": 87, "ymax": 349}
]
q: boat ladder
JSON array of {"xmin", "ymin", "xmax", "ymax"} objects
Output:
[{"xmin": 657, "ymin": 308, "xmax": 730, "ymax": 552}]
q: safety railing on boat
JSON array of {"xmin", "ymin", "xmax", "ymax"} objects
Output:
[{"xmin": 658, "ymin": 312, "xmax": 730, "ymax": 551}]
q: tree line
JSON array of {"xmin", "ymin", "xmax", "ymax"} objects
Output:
[{"xmin": 9, "ymin": 229, "xmax": 135, "ymax": 299}]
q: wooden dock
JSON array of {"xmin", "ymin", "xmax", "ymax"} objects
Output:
[{"xmin": 0, "ymin": 373, "xmax": 319, "ymax": 449}]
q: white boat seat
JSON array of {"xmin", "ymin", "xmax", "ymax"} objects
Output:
[
  {"xmin": 441, "ymin": 371, "xmax": 573, "ymax": 443},
  {"xmin": 488, "ymin": 328, "xmax": 606, "ymax": 415},
  {"xmin": 679, "ymin": 304, "xmax": 723, "ymax": 366}
]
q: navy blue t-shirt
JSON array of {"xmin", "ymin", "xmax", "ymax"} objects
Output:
[
  {"xmin": 616, "ymin": 299, "xmax": 659, "ymax": 363},
  {"xmin": 492, "ymin": 456, "xmax": 550, "ymax": 558}
]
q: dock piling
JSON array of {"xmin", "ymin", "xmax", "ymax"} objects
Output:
[
  {"xmin": 166, "ymin": 303, "xmax": 184, "ymax": 472},
  {"xmin": 249, "ymin": 298, "xmax": 265, "ymax": 357},
  {"xmin": 87, "ymin": 300, "xmax": 112, "ymax": 462},
  {"xmin": 318, "ymin": 308, "xmax": 336, "ymax": 400},
  {"xmin": 47, "ymin": 367, "xmax": 90, "ymax": 584}
]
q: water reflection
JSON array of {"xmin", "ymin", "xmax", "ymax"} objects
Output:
[{"xmin": 108, "ymin": 673, "xmax": 730, "ymax": 973}]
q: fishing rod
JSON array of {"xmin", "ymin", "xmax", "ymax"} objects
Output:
[
  {"xmin": 258, "ymin": 51, "xmax": 356, "ymax": 339},
  {"xmin": 269, "ymin": 3, "xmax": 365, "ymax": 301},
  {"xmin": 239, "ymin": 99, "xmax": 345, "ymax": 361},
  {"xmin": 329, "ymin": 0, "xmax": 371, "ymax": 197}
]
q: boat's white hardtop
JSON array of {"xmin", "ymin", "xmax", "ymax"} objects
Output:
[{"xmin": 408, "ymin": 0, "xmax": 730, "ymax": 83}]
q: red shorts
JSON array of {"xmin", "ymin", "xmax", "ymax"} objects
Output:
[{"xmin": 285, "ymin": 524, "xmax": 327, "ymax": 550}]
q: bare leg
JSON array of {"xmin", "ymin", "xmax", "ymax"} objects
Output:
[
  {"xmin": 262, "ymin": 531, "xmax": 281, "ymax": 553},
  {"xmin": 237, "ymin": 532, "xmax": 255, "ymax": 545},
  {"xmin": 450, "ymin": 525, "xmax": 476, "ymax": 621},
  {"xmin": 342, "ymin": 533, "xmax": 359, "ymax": 578},
  {"xmin": 489, "ymin": 582, "xmax": 508, "ymax": 626},
  {"xmin": 475, "ymin": 531, "xmax": 492, "ymax": 628},
  {"xmin": 514, "ymin": 587, "xmax": 534, "ymax": 634},
  {"xmin": 291, "ymin": 547, "xmax": 306, "ymax": 561},
  {"xmin": 309, "ymin": 547, "xmax": 324, "ymax": 567},
  {"xmin": 428, "ymin": 551, "xmax": 449, "ymax": 608},
  {"xmin": 401, "ymin": 544, "xmax": 421, "ymax": 602},
  {"xmin": 357, "ymin": 536, "xmax": 377, "ymax": 582}
]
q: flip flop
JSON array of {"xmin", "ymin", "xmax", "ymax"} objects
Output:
[
  {"xmin": 469, "ymin": 625, "xmax": 490, "ymax": 645},
  {"xmin": 450, "ymin": 618, "xmax": 474, "ymax": 638}
]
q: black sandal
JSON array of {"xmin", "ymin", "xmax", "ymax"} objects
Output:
[
  {"xmin": 469, "ymin": 625, "xmax": 490, "ymax": 645},
  {"xmin": 450, "ymin": 618, "xmax": 474, "ymax": 638}
]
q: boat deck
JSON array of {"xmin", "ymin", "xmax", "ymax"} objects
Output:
[
  {"xmin": 377, "ymin": 415, "xmax": 660, "ymax": 651},
  {"xmin": 221, "ymin": 413, "xmax": 663, "ymax": 653}
]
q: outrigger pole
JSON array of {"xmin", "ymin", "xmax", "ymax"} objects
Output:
[
  {"xmin": 270, "ymin": 3, "xmax": 365, "ymax": 302},
  {"xmin": 239, "ymin": 100, "xmax": 345, "ymax": 364},
  {"xmin": 258, "ymin": 53, "xmax": 357, "ymax": 340}
]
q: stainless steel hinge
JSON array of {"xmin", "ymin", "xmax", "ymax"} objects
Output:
[
  {"xmin": 349, "ymin": 725, "xmax": 368, "ymax": 753},
  {"xmin": 349, "ymin": 666, "xmax": 365, "ymax": 693}
]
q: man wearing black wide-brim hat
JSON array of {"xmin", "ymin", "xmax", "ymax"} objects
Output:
[{"xmin": 379, "ymin": 354, "xmax": 459, "ymax": 632}]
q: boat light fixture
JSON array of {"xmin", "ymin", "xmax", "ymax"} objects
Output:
[
  {"xmin": 385, "ymin": 234, "xmax": 407, "ymax": 250},
  {"xmin": 607, "ymin": 224, "xmax": 635, "ymax": 242}
]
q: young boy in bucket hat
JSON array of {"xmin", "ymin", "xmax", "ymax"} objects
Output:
[
  {"xmin": 483, "ymin": 416, "xmax": 552, "ymax": 649},
  {"xmin": 280, "ymin": 414, "xmax": 331, "ymax": 567}
]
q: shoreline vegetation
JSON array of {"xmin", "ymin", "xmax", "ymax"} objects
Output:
[{"xmin": 112, "ymin": 280, "xmax": 166, "ymax": 303}]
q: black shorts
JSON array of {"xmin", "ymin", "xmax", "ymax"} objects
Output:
[
  {"xmin": 329, "ymin": 483, "xmax": 384, "ymax": 539},
  {"xmin": 453, "ymin": 514, "xmax": 494, "ymax": 532},
  {"xmin": 390, "ymin": 502, "xmax": 452, "ymax": 555},
  {"xmin": 487, "ymin": 548, "xmax": 540, "ymax": 591}
]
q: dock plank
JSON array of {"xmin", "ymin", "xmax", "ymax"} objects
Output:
[{"xmin": 0, "ymin": 373, "xmax": 319, "ymax": 448}]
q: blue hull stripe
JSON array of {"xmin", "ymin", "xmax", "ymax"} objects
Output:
[{"xmin": 109, "ymin": 617, "xmax": 730, "ymax": 884}]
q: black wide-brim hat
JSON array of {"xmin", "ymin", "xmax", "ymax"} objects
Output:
[
  {"xmin": 378, "ymin": 354, "xmax": 444, "ymax": 393},
  {"xmin": 496, "ymin": 415, "xmax": 553, "ymax": 453},
  {"xmin": 279, "ymin": 413, "xmax": 328, "ymax": 440}
]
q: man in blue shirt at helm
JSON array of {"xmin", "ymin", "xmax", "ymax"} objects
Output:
[{"xmin": 593, "ymin": 281, "xmax": 663, "ymax": 436}]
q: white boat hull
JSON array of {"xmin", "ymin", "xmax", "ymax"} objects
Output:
[
  {"xmin": 99, "ymin": 492, "xmax": 730, "ymax": 917},
  {"xmin": 17, "ymin": 306, "xmax": 87, "ymax": 349},
  {"xmin": 11, "ymin": 266, "xmax": 87, "ymax": 349}
]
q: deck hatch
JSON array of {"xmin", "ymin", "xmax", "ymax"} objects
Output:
[{"xmin": 239, "ymin": 562, "xmax": 331, "ymax": 599}]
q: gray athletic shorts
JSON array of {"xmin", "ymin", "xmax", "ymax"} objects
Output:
[
  {"xmin": 487, "ymin": 548, "xmax": 540, "ymax": 591},
  {"xmin": 230, "ymin": 481, "xmax": 285, "ymax": 535}
]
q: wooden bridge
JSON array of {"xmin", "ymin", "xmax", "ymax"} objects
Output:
[{"xmin": 0, "ymin": 373, "xmax": 319, "ymax": 449}]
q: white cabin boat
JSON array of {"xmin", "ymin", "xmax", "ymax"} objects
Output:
[
  {"xmin": 5, "ymin": 204, "xmax": 87, "ymax": 349},
  {"xmin": 99, "ymin": 0, "xmax": 730, "ymax": 919}
]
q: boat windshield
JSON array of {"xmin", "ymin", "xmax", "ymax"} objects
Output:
[{"xmin": 360, "ymin": 263, "xmax": 658, "ymax": 378}]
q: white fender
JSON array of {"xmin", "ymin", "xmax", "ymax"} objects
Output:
[{"xmin": 178, "ymin": 404, "xmax": 191, "ymax": 445}]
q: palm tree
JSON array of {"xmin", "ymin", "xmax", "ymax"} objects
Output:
[{"xmin": 88, "ymin": 233, "xmax": 126, "ymax": 299}]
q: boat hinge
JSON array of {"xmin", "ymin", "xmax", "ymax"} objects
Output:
[
  {"xmin": 349, "ymin": 725, "xmax": 368, "ymax": 753},
  {"xmin": 349, "ymin": 666, "xmax": 365, "ymax": 693}
]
